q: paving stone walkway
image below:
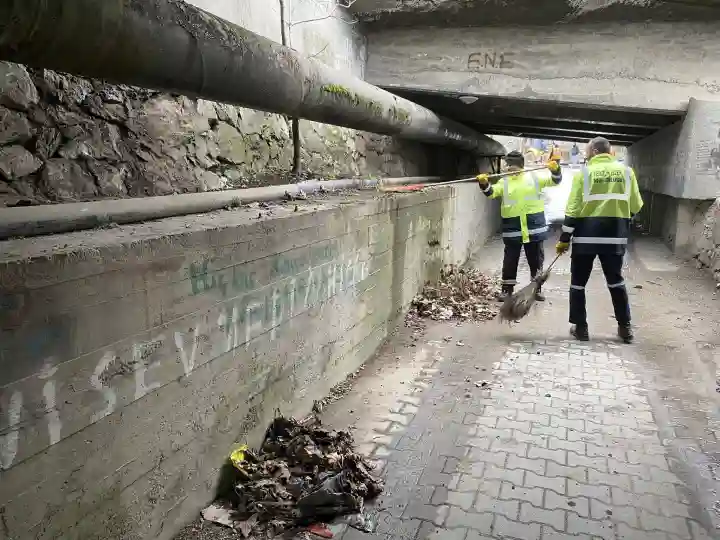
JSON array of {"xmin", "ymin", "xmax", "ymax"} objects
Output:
[{"xmin": 321, "ymin": 237, "xmax": 720, "ymax": 540}]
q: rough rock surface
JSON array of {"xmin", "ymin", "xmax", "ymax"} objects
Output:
[
  {"xmin": 0, "ymin": 61, "xmax": 430, "ymax": 207},
  {"xmin": 692, "ymin": 198, "xmax": 720, "ymax": 283}
]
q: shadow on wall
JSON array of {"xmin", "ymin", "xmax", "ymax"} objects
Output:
[{"xmin": 636, "ymin": 190, "xmax": 716, "ymax": 260}]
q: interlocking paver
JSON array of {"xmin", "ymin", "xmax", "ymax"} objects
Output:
[
  {"xmin": 508, "ymin": 454, "xmax": 546, "ymax": 475},
  {"xmin": 316, "ymin": 239, "xmax": 720, "ymax": 540},
  {"xmin": 491, "ymin": 437, "xmax": 529, "ymax": 457},
  {"xmin": 568, "ymin": 480, "xmax": 611, "ymax": 503},
  {"xmin": 638, "ymin": 509, "xmax": 691, "ymax": 537},
  {"xmin": 528, "ymin": 445, "xmax": 567, "ymax": 465},
  {"xmin": 539, "ymin": 527, "xmax": 596, "ymax": 540},
  {"xmin": 525, "ymin": 470, "xmax": 565, "ymax": 493},
  {"xmin": 567, "ymin": 450, "xmax": 607, "ymax": 471},
  {"xmin": 544, "ymin": 489, "xmax": 590, "ymax": 517},
  {"xmin": 549, "ymin": 437, "xmax": 585, "ymax": 455},
  {"xmin": 546, "ymin": 461, "xmax": 587, "ymax": 483},
  {"xmin": 417, "ymin": 522, "xmax": 468, "ymax": 540},
  {"xmin": 519, "ymin": 502, "xmax": 566, "ymax": 531},
  {"xmin": 589, "ymin": 499, "xmax": 640, "ymax": 528},
  {"xmin": 475, "ymin": 493, "xmax": 520, "ymax": 520},
  {"xmin": 445, "ymin": 508, "xmax": 493, "ymax": 533},
  {"xmin": 566, "ymin": 514, "xmax": 613, "ymax": 539},
  {"xmin": 493, "ymin": 515, "xmax": 541, "ymax": 540},
  {"xmin": 588, "ymin": 468, "xmax": 632, "ymax": 490},
  {"xmin": 500, "ymin": 482, "xmax": 544, "ymax": 506},
  {"xmin": 483, "ymin": 463, "xmax": 524, "ymax": 485},
  {"xmin": 403, "ymin": 501, "xmax": 449, "ymax": 524}
]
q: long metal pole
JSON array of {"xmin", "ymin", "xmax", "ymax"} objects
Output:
[
  {"xmin": 0, "ymin": 0, "xmax": 504, "ymax": 155},
  {"xmin": 0, "ymin": 176, "xmax": 452, "ymax": 240}
]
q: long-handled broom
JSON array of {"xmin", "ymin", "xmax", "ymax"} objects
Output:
[
  {"xmin": 378, "ymin": 166, "xmax": 549, "ymax": 193},
  {"xmin": 498, "ymin": 253, "xmax": 564, "ymax": 323}
]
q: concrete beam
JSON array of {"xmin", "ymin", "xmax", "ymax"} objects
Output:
[
  {"xmin": 368, "ymin": 22, "xmax": 720, "ymax": 111},
  {"xmin": 481, "ymin": 127, "xmax": 634, "ymax": 146},
  {"xmin": 469, "ymin": 117, "xmax": 655, "ymax": 138},
  {"xmin": 353, "ymin": 0, "xmax": 720, "ymax": 29},
  {"xmin": 629, "ymin": 98, "xmax": 720, "ymax": 200}
]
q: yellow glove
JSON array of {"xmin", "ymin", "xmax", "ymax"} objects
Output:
[
  {"xmin": 546, "ymin": 160, "xmax": 560, "ymax": 173},
  {"xmin": 476, "ymin": 173, "xmax": 489, "ymax": 186},
  {"xmin": 556, "ymin": 241, "xmax": 570, "ymax": 255}
]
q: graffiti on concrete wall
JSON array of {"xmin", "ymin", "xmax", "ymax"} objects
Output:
[
  {"xmin": 0, "ymin": 250, "xmax": 370, "ymax": 471},
  {"xmin": 467, "ymin": 51, "xmax": 513, "ymax": 71},
  {"xmin": 0, "ymin": 212, "xmax": 445, "ymax": 472}
]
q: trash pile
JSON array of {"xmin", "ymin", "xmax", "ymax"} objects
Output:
[
  {"xmin": 409, "ymin": 265, "xmax": 500, "ymax": 321},
  {"xmin": 202, "ymin": 416, "xmax": 383, "ymax": 538}
]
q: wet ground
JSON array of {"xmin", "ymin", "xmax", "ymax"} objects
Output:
[{"xmin": 317, "ymin": 235, "xmax": 720, "ymax": 540}]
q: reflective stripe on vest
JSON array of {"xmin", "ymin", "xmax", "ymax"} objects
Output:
[
  {"xmin": 503, "ymin": 224, "xmax": 548, "ymax": 239},
  {"xmin": 572, "ymin": 237, "xmax": 628, "ymax": 245},
  {"xmin": 582, "ymin": 166, "xmax": 631, "ymax": 202},
  {"xmin": 502, "ymin": 173, "xmax": 541, "ymax": 207}
]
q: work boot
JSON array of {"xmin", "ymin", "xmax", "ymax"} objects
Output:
[
  {"xmin": 534, "ymin": 286, "xmax": 545, "ymax": 302},
  {"xmin": 618, "ymin": 324, "xmax": 634, "ymax": 344},
  {"xmin": 570, "ymin": 325, "xmax": 589, "ymax": 341},
  {"xmin": 496, "ymin": 286, "xmax": 514, "ymax": 303}
]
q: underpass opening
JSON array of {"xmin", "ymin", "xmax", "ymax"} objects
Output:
[{"xmin": 380, "ymin": 88, "xmax": 684, "ymax": 147}]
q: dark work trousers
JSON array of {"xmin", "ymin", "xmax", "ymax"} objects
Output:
[
  {"xmin": 502, "ymin": 241, "xmax": 545, "ymax": 289},
  {"xmin": 569, "ymin": 253, "xmax": 631, "ymax": 327}
]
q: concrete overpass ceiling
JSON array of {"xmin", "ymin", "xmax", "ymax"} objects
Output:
[
  {"xmin": 354, "ymin": 0, "xmax": 720, "ymax": 29},
  {"xmin": 385, "ymin": 88, "xmax": 683, "ymax": 146}
]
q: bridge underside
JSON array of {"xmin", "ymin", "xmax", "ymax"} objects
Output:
[
  {"xmin": 354, "ymin": 0, "xmax": 720, "ymax": 29},
  {"xmin": 385, "ymin": 88, "xmax": 683, "ymax": 146}
]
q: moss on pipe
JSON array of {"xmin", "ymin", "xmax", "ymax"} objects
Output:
[{"xmin": 0, "ymin": 0, "xmax": 505, "ymax": 155}]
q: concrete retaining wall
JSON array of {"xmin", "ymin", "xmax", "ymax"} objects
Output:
[
  {"xmin": 635, "ymin": 190, "xmax": 713, "ymax": 257},
  {"xmin": 628, "ymin": 99, "xmax": 720, "ymax": 201},
  {"xmin": 0, "ymin": 182, "xmax": 498, "ymax": 539}
]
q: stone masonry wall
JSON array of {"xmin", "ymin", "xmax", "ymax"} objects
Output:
[
  {"xmin": 0, "ymin": 63, "xmax": 439, "ymax": 207},
  {"xmin": 0, "ymin": 0, "xmax": 451, "ymax": 207},
  {"xmin": 0, "ymin": 182, "xmax": 498, "ymax": 540},
  {"xmin": 687, "ymin": 198, "xmax": 720, "ymax": 283}
]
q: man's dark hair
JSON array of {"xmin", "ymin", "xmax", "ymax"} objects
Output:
[
  {"xmin": 505, "ymin": 150, "xmax": 525, "ymax": 167},
  {"xmin": 588, "ymin": 137, "xmax": 612, "ymax": 155}
]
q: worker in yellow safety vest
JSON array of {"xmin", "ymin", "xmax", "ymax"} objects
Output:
[
  {"xmin": 552, "ymin": 143, "xmax": 563, "ymax": 161},
  {"xmin": 555, "ymin": 137, "xmax": 643, "ymax": 343},
  {"xmin": 477, "ymin": 150, "xmax": 562, "ymax": 302}
]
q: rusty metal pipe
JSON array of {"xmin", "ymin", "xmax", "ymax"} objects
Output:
[
  {"xmin": 0, "ymin": 0, "xmax": 504, "ymax": 154},
  {"xmin": 0, "ymin": 176, "xmax": 460, "ymax": 240}
]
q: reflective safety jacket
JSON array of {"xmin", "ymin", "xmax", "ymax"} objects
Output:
[
  {"xmin": 559, "ymin": 154, "xmax": 643, "ymax": 255},
  {"xmin": 481, "ymin": 169, "xmax": 562, "ymax": 244}
]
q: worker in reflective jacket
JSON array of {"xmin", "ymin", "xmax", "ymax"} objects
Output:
[
  {"xmin": 477, "ymin": 150, "xmax": 562, "ymax": 302},
  {"xmin": 555, "ymin": 137, "xmax": 643, "ymax": 344}
]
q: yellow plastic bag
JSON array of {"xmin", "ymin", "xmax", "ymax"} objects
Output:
[{"xmin": 230, "ymin": 444, "xmax": 248, "ymax": 470}]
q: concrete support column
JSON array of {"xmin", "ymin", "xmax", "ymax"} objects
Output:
[{"xmin": 628, "ymin": 98, "xmax": 720, "ymax": 256}]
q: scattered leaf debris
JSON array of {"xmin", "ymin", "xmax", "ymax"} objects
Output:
[
  {"xmin": 201, "ymin": 416, "xmax": 383, "ymax": 539},
  {"xmin": 409, "ymin": 265, "xmax": 500, "ymax": 322}
]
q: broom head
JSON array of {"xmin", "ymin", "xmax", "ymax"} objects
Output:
[{"xmin": 498, "ymin": 268, "xmax": 552, "ymax": 323}]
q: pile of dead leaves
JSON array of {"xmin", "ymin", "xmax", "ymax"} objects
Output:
[
  {"xmin": 203, "ymin": 416, "xmax": 383, "ymax": 538},
  {"xmin": 410, "ymin": 264, "xmax": 500, "ymax": 321}
]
